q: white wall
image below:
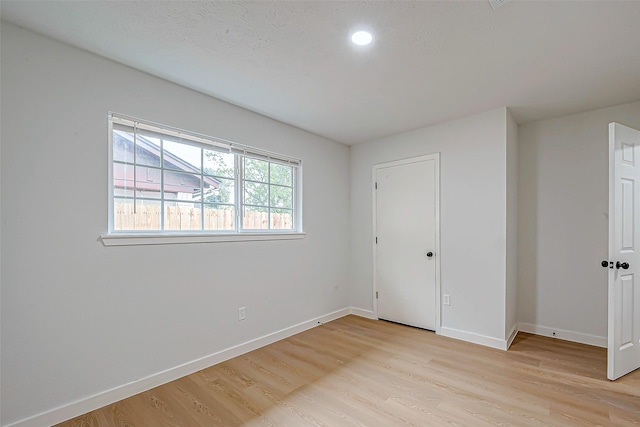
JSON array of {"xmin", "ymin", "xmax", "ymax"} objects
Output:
[
  {"xmin": 517, "ymin": 101, "xmax": 640, "ymax": 345},
  {"xmin": 0, "ymin": 22, "xmax": 350, "ymax": 426},
  {"xmin": 505, "ymin": 110, "xmax": 518, "ymax": 339},
  {"xmin": 0, "ymin": 22, "xmax": 3, "ymax": 424},
  {"xmin": 350, "ymin": 108, "xmax": 510, "ymax": 345}
]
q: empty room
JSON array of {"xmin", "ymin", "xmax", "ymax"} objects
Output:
[{"xmin": 2, "ymin": 1, "xmax": 640, "ymax": 426}]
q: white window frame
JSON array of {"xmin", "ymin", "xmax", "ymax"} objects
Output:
[{"xmin": 101, "ymin": 113, "xmax": 305, "ymax": 246}]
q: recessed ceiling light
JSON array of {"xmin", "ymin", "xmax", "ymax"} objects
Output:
[{"xmin": 351, "ymin": 31, "xmax": 373, "ymax": 46}]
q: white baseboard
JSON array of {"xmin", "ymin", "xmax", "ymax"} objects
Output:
[
  {"xmin": 349, "ymin": 307, "xmax": 376, "ymax": 319},
  {"xmin": 5, "ymin": 308, "xmax": 351, "ymax": 427},
  {"xmin": 518, "ymin": 322, "xmax": 606, "ymax": 348},
  {"xmin": 506, "ymin": 323, "xmax": 518, "ymax": 349},
  {"xmin": 440, "ymin": 326, "xmax": 510, "ymax": 350}
]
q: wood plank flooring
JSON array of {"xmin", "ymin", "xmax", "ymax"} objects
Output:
[{"xmin": 56, "ymin": 315, "xmax": 640, "ymax": 426}]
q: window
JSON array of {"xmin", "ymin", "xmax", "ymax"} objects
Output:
[
  {"xmin": 242, "ymin": 157, "xmax": 295, "ymax": 230},
  {"xmin": 108, "ymin": 113, "xmax": 302, "ymax": 239}
]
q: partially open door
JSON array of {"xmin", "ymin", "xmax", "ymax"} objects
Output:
[{"xmin": 607, "ymin": 122, "xmax": 640, "ymax": 380}]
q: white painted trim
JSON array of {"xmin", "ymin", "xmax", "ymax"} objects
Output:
[
  {"xmin": 107, "ymin": 115, "xmax": 115, "ymax": 233},
  {"xmin": 433, "ymin": 154, "xmax": 441, "ymax": 335},
  {"xmin": 608, "ymin": 121, "xmax": 616, "ymax": 377},
  {"xmin": 349, "ymin": 307, "xmax": 377, "ymax": 319},
  {"xmin": 505, "ymin": 323, "xmax": 518, "ymax": 349},
  {"xmin": 371, "ymin": 165, "xmax": 379, "ymax": 318},
  {"xmin": 5, "ymin": 308, "xmax": 349, "ymax": 427},
  {"xmin": 371, "ymin": 153, "xmax": 441, "ymax": 333},
  {"xmin": 100, "ymin": 231, "xmax": 306, "ymax": 246},
  {"xmin": 440, "ymin": 326, "xmax": 509, "ymax": 351},
  {"xmin": 518, "ymin": 322, "xmax": 607, "ymax": 348}
]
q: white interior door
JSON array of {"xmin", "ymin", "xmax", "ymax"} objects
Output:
[
  {"xmin": 375, "ymin": 155, "xmax": 439, "ymax": 331},
  {"xmin": 608, "ymin": 122, "xmax": 640, "ymax": 380}
]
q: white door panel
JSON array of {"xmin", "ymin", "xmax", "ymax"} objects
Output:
[
  {"xmin": 375, "ymin": 155, "xmax": 438, "ymax": 330},
  {"xmin": 608, "ymin": 122, "xmax": 640, "ymax": 380}
]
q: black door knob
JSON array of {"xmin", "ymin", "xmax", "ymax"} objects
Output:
[
  {"xmin": 426, "ymin": 251, "xmax": 434, "ymax": 258},
  {"xmin": 616, "ymin": 261, "xmax": 630, "ymax": 270},
  {"xmin": 601, "ymin": 260, "xmax": 609, "ymax": 268}
]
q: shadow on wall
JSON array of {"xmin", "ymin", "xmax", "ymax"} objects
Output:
[{"xmin": 517, "ymin": 125, "xmax": 539, "ymax": 327}]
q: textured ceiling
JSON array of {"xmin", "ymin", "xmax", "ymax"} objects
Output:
[{"xmin": 2, "ymin": 1, "xmax": 640, "ymax": 145}]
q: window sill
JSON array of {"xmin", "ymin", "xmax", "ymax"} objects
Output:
[{"xmin": 100, "ymin": 232, "xmax": 306, "ymax": 246}]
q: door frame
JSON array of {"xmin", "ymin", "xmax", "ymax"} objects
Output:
[{"xmin": 372, "ymin": 153, "xmax": 441, "ymax": 334}]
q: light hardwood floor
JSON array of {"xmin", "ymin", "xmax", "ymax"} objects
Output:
[{"xmin": 56, "ymin": 315, "xmax": 640, "ymax": 426}]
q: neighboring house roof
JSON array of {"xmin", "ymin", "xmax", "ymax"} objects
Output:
[{"xmin": 113, "ymin": 130, "xmax": 220, "ymax": 197}]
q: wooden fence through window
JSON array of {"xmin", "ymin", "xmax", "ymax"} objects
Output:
[{"xmin": 114, "ymin": 202, "xmax": 292, "ymax": 231}]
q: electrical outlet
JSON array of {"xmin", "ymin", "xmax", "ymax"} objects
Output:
[
  {"xmin": 238, "ymin": 306, "xmax": 246, "ymax": 321},
  {"xmin": 443, "ymin": 294, "xmax": 451, "ymax": 306}
]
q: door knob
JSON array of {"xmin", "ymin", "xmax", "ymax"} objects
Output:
[
  {"xmin": 601, "ymin": 260, "xmax": 609, "ymax": 268},
  {"xmin": 616, "ymin": 261, "xmax": 630, "ymax": 270},
  {"xmin": 426, "ymin": 251, "xmax": 434, "ymax": 258}
]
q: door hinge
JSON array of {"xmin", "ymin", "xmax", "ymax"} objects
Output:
[
  {"xmin": 376, "ymin": 291, "xmax": 379, "ymax": 299},
  {"xmin": 375, "ymin": 182, "xmax": 378, "ymax": 190},
  {"xmin": 375, "ymin": 237, "xmax": 378, "ymax": 244}
]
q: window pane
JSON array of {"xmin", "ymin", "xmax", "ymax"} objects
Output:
[
  {"xmin": 114, "ymin": 164, "xmax": 162, "ymax": 199},
  {"xmin": 112, "ymin": 130, "xmax": 134, "ymax": 164},
  {"xmin": 270, "ymin": 163, "xmax": 292, "ymax": 186},
  {"xmin": 270, "ymin": 208, "xmax": 293, "ymax": 230},
  {"xmin": 204, "ymin": 204, "xmax": 235, "ymax": 231},
  {"xmin": 164, "ymin": 171, "xmax": 202, "ymax": 202},
  {"xmin": 244, "ymin": 181, "xmax": 268, "ymax": 206},
  {"xmin": 270, "ymin": 185, "xmax": 292, "ymax": 209},
  {"xmin": 113, "ymin": 162, "xmax": 134, "ymax": 195},
  {"xmin": 135, "ymin": 135, "xmax": 163, "ymax": 167},
  {"xmin": 202, "ymin": 177, "xmax": 234, "ymax": 204},
  {"xmin": 111, "ymin": 116, "xmax": 301, "ymax": 235},
  {"xmin": 113, "ymin": 198, "xmax": 161, "ymax": 231},
  {"xmin": 163, "ymin": 140, "xmax": 201, "ymax": 171},
  {"xmin": 243, "ymin": 206, "xmax": 269, "ymax": 230},
  {"xmin": 204, "ymin": 150, "xmax": 234, "ymax": 178},
  {"xmin": 113, "ymin": 130, "xmax": 162, "ymax": 167},
  {"xmin": 244, "ymin": 158, "xmax": 268, "ymax": 182},
  {"xmin": 164, "ymin": 202, "xmax": 202, "ymax": 231}
]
